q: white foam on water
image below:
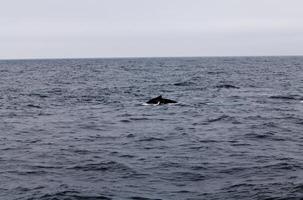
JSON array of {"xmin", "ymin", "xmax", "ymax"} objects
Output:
[{"xmin": 142, "ymin": 102, "xmax": 159, "ymax": 106}]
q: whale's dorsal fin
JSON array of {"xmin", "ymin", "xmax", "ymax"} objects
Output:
[{"xmin": 146, "ymin": 95, "xmax": 176, "ymax": 105}]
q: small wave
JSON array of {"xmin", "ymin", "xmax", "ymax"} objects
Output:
[
  {"xmin": 131, "ymin": 197, "xmax": 162, "ymax": 200},
  {"xmin": 118, "ymin": 154, "xmax": 135, "ymax": 158},
  {"xmin": 269, "ymin": 95, "xmax": 303, "ymax": 101},
  {"xmin": 174, "ymin": 81, "xmax": 195, "ymax": 86},
  {"xmin": 198, "ymin": 139, "xmax": 220, "ymax": 143},
  {"xmin": 293, "ymin": 183, "xmax": 303, "ymax": 193},
  {"xmin": 246, "ymin": 133, "xmax": 272, "ymax": 139},
  {"xmin": 159, "ymin": 162, "xmax": 183, "ymax": 168},
  {"xmin": 120, "ymin": 119, "xmax": 131, "ymax": 123},
  {"xmin": 207, "ymin": 115, "xmax": 233, "ymax": 123},
  {"xmin": 38, "ymin": 191, "xmax": 112, "ymax": 200},
  {"xmin": 28, "ymin": 93, "xmax": 49, "ymax": 98},
  {"xmin": 27, "ymin": 104, "xmax": 42, "ymax": 109},
  {"xmin": 244, "ymin": 132, "xmax": 285, "ymax": 141},
  {"xmin": 215, "ymin": 84, "xmax": 240, "ymax": 89},
  {"xmin": 129, "ymin": 117, "xmax": 150, "ymax": 121},
  {"xmin": 163, "ymin": 171, "xmax": 205, "ymax": 182},
  {"xmin": 48, "ymin": 88, "xmax": 66, "ymax": 95},
  {"xmin": 7, "ymin": 170, "xmax": 49, "ymax": 176},
  {"xmin": 14, "ymin": 186, "xmax": 32, "ymax": 192},
  {"xmin": 207, "ymin": 71, "xmax": 225, "ymax": 75},
  {"xmin": 126, "ymin": 133, "xmax": 136, "ymax": 138},
  {"xmin": 68, "ymin": 161, "xmax": 132, "ymax": 172},
  {"xmin": 70, "ymin": 149, "xmax": 92, "ymax": 155},
  {"xmin": 31, "ymin": 165, "xmax": 62, "ymax": 169},
  {"xmin": 224, "ymin": 183, "xmax": 254, "ymax": 190},
  {"xmin": 137, "ymin": 137, "xmax": 165, "ymax": 142},
  {"xmin": 219, "ymin": 166, "xmax": 248, "ymax": 174},
  {"xmin": 265, "ymin": 162, "xmax": 303, "ymax": 171}
]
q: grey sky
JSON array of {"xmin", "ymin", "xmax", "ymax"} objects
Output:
[{"xmin": 1, "ymin": 0, "xmax": 303, "ymax": 59}]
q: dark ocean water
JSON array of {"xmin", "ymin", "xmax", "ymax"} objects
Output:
[{"xmin": 0, "ymin": 56, "xmax": 302, "ymax": 200}]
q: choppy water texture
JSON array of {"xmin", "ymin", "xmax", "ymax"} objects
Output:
[{"xmin": 0, "ymin": 57, "xmax": 303, "ymax": 200}]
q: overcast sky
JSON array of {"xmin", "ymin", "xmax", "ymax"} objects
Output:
[{"xmin": 1, "ymin": 0, "xmax": 303, "ymax": 59}]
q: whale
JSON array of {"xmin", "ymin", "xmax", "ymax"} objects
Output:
[{"xmin": 146, "ymin": 95, "xmax": 177, "ymax": 105}]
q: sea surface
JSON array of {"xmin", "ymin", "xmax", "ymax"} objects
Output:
[{"xmin": 0, "ymin": 56, "xmax": 302, "ymax": 200}]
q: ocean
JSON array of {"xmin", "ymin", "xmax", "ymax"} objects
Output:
[{"xmin": 0, "ymin": 56, "xmax": 302, "ymax": 200}]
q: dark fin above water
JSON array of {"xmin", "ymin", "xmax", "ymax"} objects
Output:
[{"xmin": 146, "ymin": 95, "xmax": 177, "ymax": 105}]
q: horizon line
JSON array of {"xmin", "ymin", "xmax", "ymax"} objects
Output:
[{"xmin": 0, "ymin": 54, "xmax": 302, "ymax": 61}]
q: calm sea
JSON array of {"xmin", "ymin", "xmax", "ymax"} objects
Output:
[{"xmin": 0, "ymin": 57, "xmax": 302, "ymax": 200}]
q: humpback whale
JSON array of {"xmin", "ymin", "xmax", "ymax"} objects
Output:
[{"xmin": 146, "ymin": 95, "xmax": 177, "ymax": 105}]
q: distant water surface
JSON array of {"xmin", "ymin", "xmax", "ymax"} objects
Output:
[{"xmin": 0, "ymin": 57, "xmax": 302, "ymax": 200}]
